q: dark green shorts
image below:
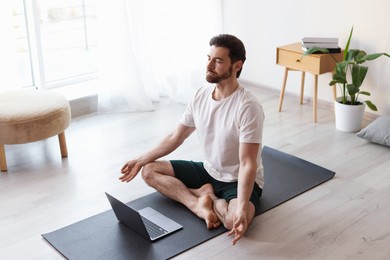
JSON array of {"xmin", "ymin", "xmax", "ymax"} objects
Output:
[{"xmin": 170, "ymin": 160, "xmax": 262, "ymax": 212}]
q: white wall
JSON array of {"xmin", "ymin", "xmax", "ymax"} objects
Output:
[{"xmin": 222, "ymin": 0, "xmax": 390, "ymax": 115}]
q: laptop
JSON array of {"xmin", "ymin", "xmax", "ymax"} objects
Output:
[{"xmin": 105, "ymin": 192, "xmax": 183, "ymax": 241}]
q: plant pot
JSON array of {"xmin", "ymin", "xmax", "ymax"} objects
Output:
[{"xmin": 334, "ymin": 97, "xmax": 365, "ymax": 132}]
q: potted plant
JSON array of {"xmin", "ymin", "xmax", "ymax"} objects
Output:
[{"xmin": 303, "ymin": 27, "xmax": 390, "ymax": 132}]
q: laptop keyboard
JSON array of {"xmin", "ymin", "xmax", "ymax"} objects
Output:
[{"xmin": 141, "ymin": 216, "xmax": 168, "ymax": 239}]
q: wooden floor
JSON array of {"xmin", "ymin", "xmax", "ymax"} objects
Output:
[{"xmin": 1, "ymin": 85, "xmax": 390, "ymax": 260}]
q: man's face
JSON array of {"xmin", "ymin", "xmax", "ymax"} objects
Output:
[{"xmin": 206, "ymin": 46, "xmax": 235, "ymax": 83}]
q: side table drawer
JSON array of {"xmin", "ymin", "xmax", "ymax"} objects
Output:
[{"xmin": 277, "ymin": 47, "xmax": 321, "ymax": 74}]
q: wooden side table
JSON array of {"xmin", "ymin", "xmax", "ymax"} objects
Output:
[{"xmin": 276, "ymin": 42, "xmax": 343, "ymax": 122}]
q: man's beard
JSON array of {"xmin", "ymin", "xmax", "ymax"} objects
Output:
[{"xmin": 206, "ymin": 66, "xmax": 233, "ymax": 83}]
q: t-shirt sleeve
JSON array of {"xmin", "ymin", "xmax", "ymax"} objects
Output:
[
  {"xmin": 179, "ymin": 92, "xmax": 196, "ymax": 127},
  {"xmin": 239, "ymin": 101, "xmax": 264, "ymax": 143}
]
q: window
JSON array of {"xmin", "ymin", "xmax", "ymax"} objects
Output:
[
  {"xmin": 0, "ymin": 0, "xmax": 97, "ymax": 91},
  {"xmin": 0, "ymin": 1, "xmax": 33, "ymax": 89},
  {"xmin": 37, "ymin": 0, "xmax": 98, "ymax": 86}
]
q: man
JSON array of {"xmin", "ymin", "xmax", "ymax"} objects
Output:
[{"xmin": 120, "ymin": 34, "xmax": 264, "ymax": 245}]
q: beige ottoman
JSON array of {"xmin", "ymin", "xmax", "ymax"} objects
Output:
[{"xmin": 0, "ymin": 90, "xmax": 71, "ymax": 172}]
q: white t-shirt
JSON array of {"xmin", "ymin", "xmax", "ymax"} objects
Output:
[{"xmin": 180, "ymin": 84, "xmax": 265, "ymax": 188}]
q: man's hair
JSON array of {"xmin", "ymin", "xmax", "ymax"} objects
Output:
[{"xmin": 209, "ymin": 34, "xmax": 246, "ymax": 78}]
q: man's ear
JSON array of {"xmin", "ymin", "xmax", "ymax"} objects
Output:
[{"xmin": 234, "ymin": 60, "xmax": 243, "ymax": 71}]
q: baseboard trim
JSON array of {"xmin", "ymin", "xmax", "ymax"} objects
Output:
[{"xmin": 68, "ymin": 94, "xmax": 98, "ymax": 118}]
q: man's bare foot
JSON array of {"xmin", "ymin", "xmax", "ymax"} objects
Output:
[
  {"xmin": 195, "ymin": 195, "xmax": 221, "ymax": 229},
  {"xmin": 213, "ymin": 198, "xmax": 229, "ymax": 226}
]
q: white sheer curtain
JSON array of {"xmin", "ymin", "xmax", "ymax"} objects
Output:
[
  {"xmin": 0, "ymin": 2, "xmax": 20, "ymax": 91},
  {"xmin": 96, "ymin": 0, "xmax": 222, "ymax": 113}
]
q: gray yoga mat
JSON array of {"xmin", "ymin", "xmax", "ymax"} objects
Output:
[{"xmin": 42, "ymin": 146, "xmax": 335, "ymax": 259}]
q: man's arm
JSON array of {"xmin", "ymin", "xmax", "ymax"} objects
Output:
[
  {"xmin": 120, "ymin": 123, "xmax": 195, "ymax": 182},
  {"xmin": 228, "ymin": 142, "xmax": 259, "ymax": 245}
]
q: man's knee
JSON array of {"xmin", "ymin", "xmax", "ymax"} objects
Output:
[
  {"xmin": 141, "ymin": 162, "xmax": 156, "ymax": 184},
  {"xmin": 141, "ymin": 161, "xmax": 173, "ymax": 185}
]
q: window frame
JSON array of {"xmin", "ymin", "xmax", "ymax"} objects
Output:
[{"xmin": 23, "ymin": 0, "xmax": 98, "ymax": 90}]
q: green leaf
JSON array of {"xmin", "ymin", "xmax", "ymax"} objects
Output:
[
  {"xmin": 365, "ymin": 100, "xmax": 378, "ymax": 111},
  {"xmin": 344, "ymin": 26, "xmax": 354, "ymax": 60},
  {"xmin": 329, "ymin": 80, "xmax": 338, "ymax": 86},
  {"xmin": 357, "ymin": 53, "xmax": 390, "ymax": 63},
  {"xmin": 331, "ymin": 73, "xmax": 347, "ymax": 85},
  {"xmin": 346, "ymin": 49, "xmax": 362, "ymax": 62},
  {"xmin": 354, "ymin": 50, "xmax": 367, "ymax": 63},
  {"xmin": 330, "ymin": 62, "xmax": 348, "ymax": 85},
  {"xmin": 358, "ymin": 91, "xmax": 371, "ymax": 96},
  {"xmin": 336, "ymin": 60, "xmax": 350, "ymax": 71},
  {"xmin": 301, "ymin": 47, "xmax": 329, "ymax": 60},
  {"xmin": 351, "ymin": 64, "xmax": 368, "ymax": 88},
  {"xmin": 347, "ymin": 83, "xmax": 359, "ymax": 96},
  {"xmin": 303, "ymin": 47, "xmax": 329, "ymax": 55}
]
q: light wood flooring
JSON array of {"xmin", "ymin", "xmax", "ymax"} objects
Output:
[{"xmin": 1, "ymin": 85, "xmax": 390, "ymax": 260}]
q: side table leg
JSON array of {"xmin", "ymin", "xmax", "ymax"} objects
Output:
[
  {"xmin": 313, "ymin": 75, "xmax": 318, "ymax": 123},
  {"xmin": 300, "ymin": 71, "xmax": 306, "ymax": 104},
  {"xmin": 278, "ymin": 67, "xmax": 289, "ymax": 112},
  {"xmin": 0, "ymin": 144, "xmax": 7, "ymax": 172}
]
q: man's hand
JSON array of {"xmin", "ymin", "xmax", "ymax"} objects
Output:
[
  {"xmin": 227, "ymin": 209, "xmax": 248, "ymax": 245},
  {"xmin": 120, "ymin": 160, "xmax": 142, "ymax": 182},
  {"xmin": 119, "ymin": 124, "xmax": 194, "ymax": 183}
]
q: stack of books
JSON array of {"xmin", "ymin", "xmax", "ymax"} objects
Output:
[{"xmin": 301, "ymin": 37, "xmax": 341, "ymax": 53}]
